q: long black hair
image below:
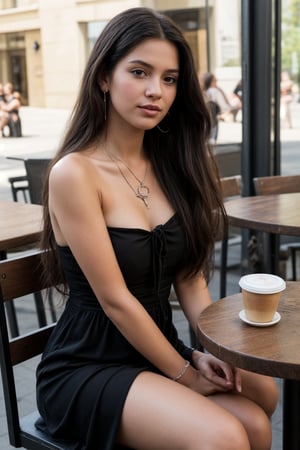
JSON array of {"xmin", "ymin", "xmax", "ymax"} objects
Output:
[{"xmin": 41, "ymin": 7, "xmax": 226, "ymax": 287}]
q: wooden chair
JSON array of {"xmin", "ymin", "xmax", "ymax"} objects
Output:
[
  {"xmin": 6, "ymin": 158, "xmax": 56, "ymax": 338},
  {"xmin": 253, "ymin": 174, "xmax": 300, "ymax": 195},
  {"xmin": 219, "ymin": 175, "xmax": 242, "ymax": 298},
  {"xmin": 0, "ymin": 250, "xmax": 78, "ymax": 449},
  {"xmin": 253, "ymin": 174, "xmax": 300, "ymax": 280},
  {"xmin": 214, "ymin": 143, "xmax": 241, "ymax": 178}
]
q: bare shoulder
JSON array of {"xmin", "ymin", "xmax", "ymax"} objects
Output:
[{"xmin": 49, "ymin": 152, "xmax": 99, "ymax": 192}]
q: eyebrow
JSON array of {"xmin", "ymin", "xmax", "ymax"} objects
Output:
[{"xmin": 127, "ymin": 59, "xmax": 179, "ymax": 73}]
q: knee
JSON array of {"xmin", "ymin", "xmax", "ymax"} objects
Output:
[
  {"xmin": 248, "ymin": 409, "xmax": 272, "ymax": 450},
  {"xmin": 217, "ymin": 418, "xmax": 250, "ymax": 450},
  {"xmin": 191, "ymin": 416, "xmax": 250, "ymax": 450},
  {"xmin": 260, "ymin": 378, "xmax": 279, "ymax": 417}
]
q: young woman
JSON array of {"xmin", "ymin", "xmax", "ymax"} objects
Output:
[{"xmin": 36, "ymin": 7, "xmax": 278, "ymax": 450}]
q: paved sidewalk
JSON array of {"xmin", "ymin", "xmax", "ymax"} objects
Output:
[{"xmin": 1, "ymin": 103, "xmax": 299, "ymax": 449}]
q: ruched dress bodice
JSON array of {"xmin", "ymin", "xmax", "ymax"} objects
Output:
[{"xmin": 36, "ymin": 214, "xmax": 193, "ymax": 449}]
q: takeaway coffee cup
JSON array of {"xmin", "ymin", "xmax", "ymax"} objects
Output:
[{"xmin": 239, "ymin": 273, "xmax": 286, "ymax": 323}]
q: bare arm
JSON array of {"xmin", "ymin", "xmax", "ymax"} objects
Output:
[
  {"xmin": 1, "ymin": 98, "xmax": 20, "ymax": 113},
  {"xmin": 174, "ymin": 272, "xmax": 211, "ymax": 335},
  {"xmin": 174, "ymin": 273, "xmax": 242, "ymax": 393}
]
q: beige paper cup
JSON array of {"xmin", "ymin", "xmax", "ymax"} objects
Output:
[{"xmin": 239, "ymin": 273, "xmax": 286, "ymax": 323}]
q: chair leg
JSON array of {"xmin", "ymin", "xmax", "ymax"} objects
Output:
[
  {"xmin": 5, "ymin": 302, "xmax": 20, "ymax": 338},
  {"xmin": 220, "ymin": 236, "xmax": 228, "ymax": 298},
  {"xmin": 48, "ymin": 288, "xmax": 57, "ymax": 322},
  {"xmin": 33, "ymin": 292, "xmax": 48, "ymax": 327},
  {"xmin": 1, "ymin": 250, "xmax": 20, "ymax": 337}
]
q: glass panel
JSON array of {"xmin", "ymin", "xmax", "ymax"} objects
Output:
[
  {"xmin": 87, "ymin": 21, "xmax": 108, "ymax": 55},
  {"xmin": 6, "ymin": 33, "xmax": 25, "ymax": 50},
  {"xmin": 199, "ymin": 0, "xmax": 242, "ymax": 177},
  {"xmin": 280, "ymin": 0, "xmax": 300, "ymax": 175},
  {"xmin": 9, "ymin": 50, "xmax": 28, "ymax": 102}
]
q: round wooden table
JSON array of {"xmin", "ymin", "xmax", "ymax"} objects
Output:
[
  {"xmin": 0, "ymin": 201, "xmax": 43, "ymax": 253},
  {"xmin": 225, "ymin": 192, "xmax": 300, "ymax": 236},
  {"xmin": 225, "ymin": 192, "xmax": 300, "ymax": 274},
  {"xmin": 198, "ymin": 282, "xmax": 300, "ymax": 450}
]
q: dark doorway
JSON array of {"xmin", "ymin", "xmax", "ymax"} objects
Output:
[{"xmin": 9, "ymin": 50, "xmax": 28, "ymax": 105}]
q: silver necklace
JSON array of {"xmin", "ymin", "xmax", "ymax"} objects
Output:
[{"xmin": 106, "ymin": 152, "xmax": 150, "ymax": 208}]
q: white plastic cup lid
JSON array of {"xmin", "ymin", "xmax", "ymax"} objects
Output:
[{"xmin": 239, "ymin": 273, "xmax": 286, "ymax": 294}]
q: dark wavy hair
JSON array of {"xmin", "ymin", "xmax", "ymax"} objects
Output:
[{"xmin": 41, "ymin": 7, "xmax": 226, "ymax": 290}]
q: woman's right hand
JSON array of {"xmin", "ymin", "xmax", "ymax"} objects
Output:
[{"xmin": 180, "ymin": 351, "xmax": 242, "ymax": 396}]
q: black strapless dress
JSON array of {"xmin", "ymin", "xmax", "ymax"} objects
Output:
[{"xmin": 36, "ymin": 214, "xmax": 194, "ymax": 449}]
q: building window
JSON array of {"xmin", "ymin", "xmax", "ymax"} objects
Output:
[{"xmin": 87, "ymin": 21, "xmax": 107, "ymax": 54}]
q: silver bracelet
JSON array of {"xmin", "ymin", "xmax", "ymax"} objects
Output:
[{"xmin": 172, "ymin": 360, "xmax": 190, "ymax": 382}]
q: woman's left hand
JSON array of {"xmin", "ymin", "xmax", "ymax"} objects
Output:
[{"xmin": 192, "ymin": 350, "xmax": 242, "ymax": 394}]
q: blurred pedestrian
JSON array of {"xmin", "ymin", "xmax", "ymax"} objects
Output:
[
  {"xmin": 201, "ymin": 72, "xmax": 239, "ymax": 123},
  {"xmin": 280, "ymin": 70, "xmax": 294, "ymax": 129}
]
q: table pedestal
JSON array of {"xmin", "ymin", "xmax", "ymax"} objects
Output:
[{"xmin": 283, "ymin": 380, "xmax": 300, "ymax": 450}]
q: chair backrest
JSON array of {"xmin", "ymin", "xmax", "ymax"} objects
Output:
[
  {"xmin": 216, "ymin": 175, "xmax": 242, "ymax": 242},
  {"xmin": 214, "ymin": 143, "xmax": 241, "ymax": 177},
  {"xmin": 221, "ymin": 175, "xmax": 242, "ymax": 199},
  {"xmin": 253, "ymin": 174, "xmax": 300, "ymax": 195},
  {"xmin": 24, "ymin": 158, "xmax": 51, "ymax": 205},
  {"xmin": 0, "ymin": 250, "xmax": 60, "ymax": 448}
]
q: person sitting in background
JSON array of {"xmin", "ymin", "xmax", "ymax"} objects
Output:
[
  {"xmin": 201, "ymin": 72, "xmax": 240, "ymax": 124},
  {"xmin": 0, "ymin": 82, "xmax": 22, "ymax": 136}
]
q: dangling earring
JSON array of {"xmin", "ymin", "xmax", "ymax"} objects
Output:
[
  {"xmin": 156, "ymin": 124, "xmax": 169, "ymax": 134},
  {"xmin": 103, "ymin": 90, "xmax": 107, "ymax": 121},
  {"xmin": 156, "ymin": 112, "xmax": 170, "ymax": 133}
]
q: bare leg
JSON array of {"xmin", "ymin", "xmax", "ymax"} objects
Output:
[
  {"xmin": 0, "ymin": 111, "xmax": 9, "ymax": 132},
  {"xmin": 211, "ymin": 392, "xmax": 272, "ymax": 450},
  {"xmin": 208, "ymin": 371, "xmax": 277, "ymax": 450},
  {"xmin": 238, "ymin": 370, "xmax": 278, "ymax": 417},
  {"xmin": 117, "ymin": 371, "xmax": 250, "ymax": 450}
]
